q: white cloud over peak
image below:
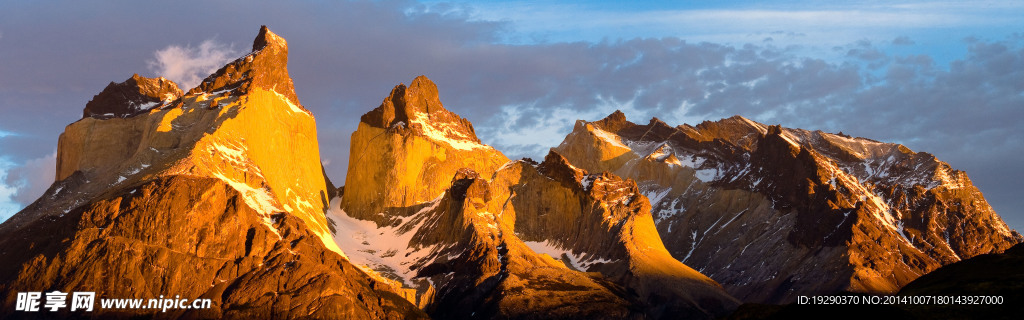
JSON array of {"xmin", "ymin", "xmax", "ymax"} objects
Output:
[{"xmin": 146, "ymin": 39, "xmax": 240, "ymax": 90}]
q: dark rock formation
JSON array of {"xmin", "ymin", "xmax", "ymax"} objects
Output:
[{"xmin": 83, "ymin": 74, "xmax": 182, "ymax": 118}]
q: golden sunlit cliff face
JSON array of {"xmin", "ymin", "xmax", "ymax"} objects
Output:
[
  {"xmin": 490, "ymin": 152, "xmax": 740, "ymax": 318},
  {"xmin": 0, "ymin": 26, "xmax": 427, "ymax": 319},
  {"xmin": 52, "ymin": 26, "xmax": 338, "ymax": 254},
  {"xmin": 340, "ymin": 76, "xmax": 509, "ymax": 224}
]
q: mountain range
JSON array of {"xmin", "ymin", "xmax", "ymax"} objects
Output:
[{"xmin": 0, "ymin": 26, "xmax": 1019, "ymax": 319}]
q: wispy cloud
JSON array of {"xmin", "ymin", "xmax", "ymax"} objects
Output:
[
  {"xmin": 146, "ymin": 39, "xmax": 240, "ymax": 90},
  {"xmin": 0, "ymin": 150, "xmax": 55, "ymax": 209},
  {"xmin": 456, "ymin": 1, "xmax": 1023, "ymax": 47}
]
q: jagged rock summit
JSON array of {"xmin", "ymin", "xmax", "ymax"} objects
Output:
[
  {"xmin": 189, "ymin": 25, "xmax": 304, "ymax": 109},
  {"xmin": 554, "ymin": 111, "xmax": 1022, "ymax": 303},
  {"xmin": 0, "ymin": 26, "xmax": 424, "ymax": 319},
  {"xmin": 360, "ymin": 75, "xmax": 481, "ymax": 144}
]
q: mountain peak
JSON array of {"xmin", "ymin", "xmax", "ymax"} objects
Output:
[
  {"xmin": 359, "ymin": 75, "xmax": 483, "ymax": 146},
  {"xmin": 187, "ymin": 26, "xmax": 302, "ymax": 109},
  {"xmin": 726, "ymin": 114, "xmax": 750, "ymax": 122},
  {"xmin": 593, "ymin": 110, "xmax": 632, "ymax": 132},
  {"xmin": 83, "ymin": 74, "xmax": 182, "ymax": 118},
  {"xmin": 408, "ymin": 75, "xmax": 440, "ymax": 105},
  {"xmin": 252, "ymin": 25, "xmax": 285, "ymax": 52},
  {"xmin": 392, "ymin": 75, "xmax": 443, "ymax": 117}
]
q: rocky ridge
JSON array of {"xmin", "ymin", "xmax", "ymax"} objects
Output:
[
  {"xmin": 553, "ymin": 111, "xmax": 1022, "ymax": 303},
  {"xmin": 83, "ymin": 74, "xmax": 183, "ymax": 118}
]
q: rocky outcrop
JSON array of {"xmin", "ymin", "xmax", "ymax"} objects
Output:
[
  {"xmin": 554, "ymin": 111, "xmax": 1022, "ymax": 303},
  {"xmin": 0, "ymin": 26, "xmax": 423, "ymax": 319},
  {"xmin": 83, "ymin": 74, "xmax": 182, "ymax": 118}
]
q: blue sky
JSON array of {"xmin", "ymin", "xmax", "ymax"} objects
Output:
[
  {"xmin": 0, "ymin": 0, "xmax": 1022, "ymax": 230},
  {"xmin": 430, "ymin": 0, "xmax": 1022, "ymax": 63}
]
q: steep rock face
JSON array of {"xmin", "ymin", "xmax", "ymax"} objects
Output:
[
  {"xmin": 340, "ymin": 76, "xmax": 509, "ymax": 224},
  {"xmin": 493, "ymin": 151, "xmax": 740, "ymax": 318},
  {"xmin": 83, "ymin": 74, "xmax": 182, "ymax": 118},
  {"xmin": 332, "ymin": 81, "xmax": 738, "ymax": 319},
  {"xmin": 554, "ymin": 112, "xmax": 1022, "ymax": 303},
  {"xmin": 0, "ymin": 26, "xmax": 423, "ymax": 319}
]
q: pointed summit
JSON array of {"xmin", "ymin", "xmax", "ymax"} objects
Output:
[
  {"xmin": 188, "ymin": 26, "xmax": 302, "ymax": 110},
  {"xmin": 592, "ymin": 110, "xmax": 632, "ymax": 132},
  {"xmin": 405, "ymin": 75, "xmax": 443, "ymax": 114},
  {"xmin": 252, "ymin": 25, "xmax": 285, "ymax": 52},
  {"xmin": 83, "ymin": 74, "xmax": 181, "ymax": 118}
]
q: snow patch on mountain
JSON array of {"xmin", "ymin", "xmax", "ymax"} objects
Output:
[
  {"xmin": 328, "ymin": 195, "xmax": 441, "ymax": 286},
  {"xmin": 410, "ymin": 111, "xmax": 490, "ymax": 151},
  {"xmin": 523, "ymin": 239, "xmax": 612, "ymax": 271},
  {"xmin": 209, "ymin": 171, "xmax": 282, "ymax": 238}
]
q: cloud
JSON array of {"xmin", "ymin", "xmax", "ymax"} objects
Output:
[
  {"xmin": 892, "ymin": 35, "xmax": 915, "ymax": 45},
  {"xmin": 0, "ymin": 163, "xmax": 20, "ymax": 222},
  {"xmin": 389, "ymin": 33, "xmax": 1021, "ymax": 230},
  {"xmin": 2, "ymin": 151, "xmax": 56, "ymax": 207},
  {"xmin": 147, "ymin": 39, "xmax": 241, "ymax": 90}
]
